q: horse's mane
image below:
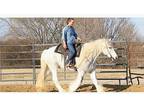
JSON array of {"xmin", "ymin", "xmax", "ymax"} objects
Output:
[
  {"xmin": 81, "ymin": 38, "xmax": 108, "ymax": 55},
  {"xmin": 85, "ymin": 38, "xmax": 108, "ymax": 49},
  {"xmin": 76, "ymin": 38, "xmax": 109, "ymax": 67}
]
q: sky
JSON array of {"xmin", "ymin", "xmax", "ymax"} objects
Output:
[
  {"xmin": 130, "ymin": 18, "xmax": 144, "ymax": 40},
  {"xmin": 0, "ymin": 18, "xmax": 144, "ymax": 40},
  {"xmin": 0, "ymin": 20, "xmax": 9, "ymax": 37}
]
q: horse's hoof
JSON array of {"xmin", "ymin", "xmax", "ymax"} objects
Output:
[
  {"xmin": 68, "ymin": 90, "xmax": 74, "ymax": 92},
  {"xmin": 68, "ymin": 88, "xmax": 75, "ymax": 92},
  {"xmin": 97, "ymin": 90, "xmax": 104, "ymax": 92},
  {"xmin": 59, "ymin": 89, "xmax": 67, "ymax": 92},
  {"xmin": 97, "ymin": 88, "xmax": 104, "ymax": 92}
]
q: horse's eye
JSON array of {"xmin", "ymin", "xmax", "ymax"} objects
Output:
[{"xmin": 109, "ymin": 47, "xmax": 112, "ymax": 49}]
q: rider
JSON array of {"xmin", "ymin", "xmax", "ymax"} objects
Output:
[{"xmin": 62, "ymin": 18, "xmax": 81, "ymax": 71}]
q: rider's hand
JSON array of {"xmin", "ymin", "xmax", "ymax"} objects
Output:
[
  {"xmin": 63, "ymin": 42, "xmax": 67, "ymax": 50},
  {"xmin": 75, "ymin": 37, "xmax": 82, "ymax": 43}
]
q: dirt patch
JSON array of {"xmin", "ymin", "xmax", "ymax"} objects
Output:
[{"xmin": 0, "ymin": 84, "xmax": 144, "ymax": 92}]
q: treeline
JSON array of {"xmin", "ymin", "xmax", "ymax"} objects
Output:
[
  {"xmin": 1, "ymin": 18, "xmax": 138, "ymax": 43},
  {"xmin": 0, "ymin": 18, "xmax": 139, "ymax": 68}
]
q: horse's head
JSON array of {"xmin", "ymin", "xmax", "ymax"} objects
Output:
[{"xmin": 101, "ymin": 39, "xmax": 118, "ymax": 60}]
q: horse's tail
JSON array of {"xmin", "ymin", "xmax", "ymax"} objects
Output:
[{"xmin": 36, "ymin": 51, "xmax": 48, "ymax": 91}]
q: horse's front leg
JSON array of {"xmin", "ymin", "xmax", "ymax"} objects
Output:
[
  {"xmin": 69, "ymin": 69, "xmax": 85, "ymax": 92},
  {"xmin": 90, "ymin": 70, "xmax": 104, "ymax": 92}
]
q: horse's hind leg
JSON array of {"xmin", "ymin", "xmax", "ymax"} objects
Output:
[
  {"xmin": 36, "ymin": 59, "xmax": 48, "ymax": 91},
  {"xmin": 69, "ymin": 70, "xmax": 84, "ymax": 92},
  {"xmin": 49, "ymin": 65, "xmax": 66, "ymax": 92},
  {"xmin": 90, "ymin": 71, "xmax": 104, "ymax": 92}
]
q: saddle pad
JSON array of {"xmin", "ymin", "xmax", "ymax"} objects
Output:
[{"xmin": 54, "ymin": 43, "xmax": 82, "ymax": 57}]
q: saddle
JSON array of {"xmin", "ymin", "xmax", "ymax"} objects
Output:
[{"xmin": 54, "ymin": 43, "xmax": 82, "ymax": 57}]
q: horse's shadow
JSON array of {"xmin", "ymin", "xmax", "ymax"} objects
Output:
[
  {"xmin": 50, "ymin": 90, "xmax": 59, "ymax": 92},
  {"xmin": 103, "ymin": 84, "xmax": 131, "ymax": 92},
  {"xmin": 77, "ymin": 84, "xmax": 131, "ymax": 92},
  {"xmin": 49, "ymin": 84, "xmax": 131, "ymax": 92}
]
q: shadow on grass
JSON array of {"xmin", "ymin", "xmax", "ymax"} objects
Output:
[
  {"xmin": 47, "ymin": 84, "xmax": 131, "ymax": 92},
  {"xmin": 49, "ymin": 90, "xmax": 58, "ymax": 92},
  {"xmin": 103, "ymin": 84, "xmax": 131, "ymax": 92},
  {"xmin": 76, "ymin": 84, "xmax": 131, "ymax": 92}
]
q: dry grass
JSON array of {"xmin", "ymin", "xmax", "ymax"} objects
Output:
[{"xmin": 0, "ymin": 84, "xmax": 144, "ymax": 92}]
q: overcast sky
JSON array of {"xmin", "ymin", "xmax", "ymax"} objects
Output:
[
  {"xmin": 130, "ymin": 18, "xmax": 144, "ymax": 39},
  {"xmin": 0, "ymin": 20, "xmax": 9, "ymax": 37}
]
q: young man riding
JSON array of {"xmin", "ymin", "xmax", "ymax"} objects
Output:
[{"xmin": 62, "ymin": 18, "xmax": 81, "ymax": 71}]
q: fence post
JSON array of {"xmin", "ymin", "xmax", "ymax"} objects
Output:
[
  {"xmin": 32, "ymin": 44, "xmax": 36, "ymax": 85},
  {"xmin": 64, "ymin": 51, "xmax": 67, "ymax": 80},
  {"xmin": 0, "ymin": 47, "xmax": 2, "ymax": 81}
]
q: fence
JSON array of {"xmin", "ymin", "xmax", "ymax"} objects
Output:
[
  {"xmin": 96, "ymin": 41, "xmax": 130, "ymax": 85},
  {"xmin": 128, "ymin": 42, "xmax": 144, "ymax": 84},
  {"xmin": 0, "ymin": 42, "xmax": 134, "ymax": 85},
  {"xmin": 0, "ymin": 44, "xmax": 56, "ymax": 84}
]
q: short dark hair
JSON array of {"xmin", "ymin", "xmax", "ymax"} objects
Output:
[{"xmin": 66, "ymin": 18, "xmax": 74, "ymax": 24}]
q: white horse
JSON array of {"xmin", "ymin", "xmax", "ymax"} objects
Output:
[{"xmin": 36, "ymin": 39, "xmax": 118, "ymax": 92}]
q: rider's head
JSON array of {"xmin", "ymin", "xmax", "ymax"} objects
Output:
[{"xmin": 67, "ymin": 18, "xmax": 75, "ymax": 26}]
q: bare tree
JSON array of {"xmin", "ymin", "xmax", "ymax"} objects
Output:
[
  {"xmin": 75, "ymin": 18, "xmax": 137, "ymax": 42},
  {"xmin": 4, "ymin": 18, "xmax": 65, "ymax": 44},
  {"xmin": 1, "ymin": 18, "xmax": 137, "ymax": 44}
]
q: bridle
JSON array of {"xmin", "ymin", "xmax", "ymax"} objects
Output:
[{"xmin": 105, "ymin": 42, "xmax": 115, "ymax": 61}]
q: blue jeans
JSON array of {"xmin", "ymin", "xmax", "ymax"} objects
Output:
[{"xmin": 66, "ymin": 43, "xmax": 77, "ymax": 66}]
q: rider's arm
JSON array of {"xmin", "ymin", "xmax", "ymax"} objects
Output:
[
  {"xmin": 62, "ymin": 28, "xmax": 66, "ymax": 41},
  {"xmin": 62, "ymin": 27, "xmax": 67, "ymax": 49}
]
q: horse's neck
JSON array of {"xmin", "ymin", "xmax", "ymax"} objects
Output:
[{"xmin": 76, "ymin": 42, "xmax": 102, "ymax": 67}]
